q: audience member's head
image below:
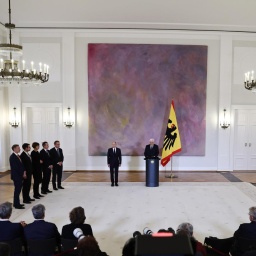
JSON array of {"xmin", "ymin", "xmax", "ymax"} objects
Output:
[
  {"xmin": 249, "ymin": 207, "xmax": 256, "ymax": 222},
  {"xmin": 0, "ymin": 202, "xmax": 12, "ymax": 219},
  {"xmin": 176, "ymin": 223, "xmax": 193, "ymax": 237},
  {"xmin": 54, "ymin": 140, "xmax": 60, "ymax": 148},
  {"xmin": 0, "ymin": 243, "xmax": 10, "ymax": 256},
  {"xmin": 70, "ymin": 206, "xmax": 86, "ymax": 224},
  {"xmin": 77, "ymin": 236, "xmax": 101, "ymax": 256},
  {"xmin": 32, "ymin": 142, "xmax": 40, "ymax": 150},
  {"xmin": 32, "ymin": 204, "xmax": 45, "ymax": 219},
  {"xmin": 149, "ymin": 138, "xmax": 154, "ymax": 145},
  {"xmin": 122, "ymin": 238, "xmax": 135, "ymax": 256}
]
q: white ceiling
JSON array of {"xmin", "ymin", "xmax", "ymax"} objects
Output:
[{"xmin": 0, "ymin": 0, "xmax": 256, "ymax": 32}]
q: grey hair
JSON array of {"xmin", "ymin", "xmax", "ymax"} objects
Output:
[
  {"xmin": 249, "ymin": 207, "xmax": 256, "ymax": 221},
  {"xmin": 177, "ymin": 223, "xmax": 193, "ymax": 237},
  {"xmin": 32, "ymin": 204, "xmax": 45, "ymax": 219},
  {"xmin": 149, "ymin": 138, "xmax": 154, "ymax": 142},
  {"xmin": 0, "ymin": 202, "xmax": 12, "ymax": 219}
]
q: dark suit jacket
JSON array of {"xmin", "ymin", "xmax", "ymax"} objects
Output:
[
  {"xmin": 107, "ymin": 148, "xmax": 122, "ymax": 166},
  {"xmin": 24, "ymin": 220, "xmax": 60, "ymax": 244},
  {"xmin": 144, "ymin": 144, "xmax": 159, "ymax": 158},
  {"xmin": 61, "ymin": 223, "xmax": 93, "ymax": 240},
  {"xmin": 20, "ymin": 151, "xmax": 33, "ymax": 177},
  {"xmin": 50, "ymin": 147, "xmax": 64, "ymax": 170},
  {"xmin": 234, "ymin": 222, "xmax": 256, "ymax": 239},
  {"xmin": 0, "ymin": 220, "xmax": 24, "ymax": 241},
  {"xmin": 40, "ymin": 149, "xmax": 53, "ymax": 170},
  {"xmin": 9, "ymin": 153, "xmax": 25, "ymax": 181}
]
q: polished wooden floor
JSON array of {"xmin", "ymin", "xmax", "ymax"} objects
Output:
[{"xmin": 1, "ymin": 170, "xmax": 255, "ymax": 204}]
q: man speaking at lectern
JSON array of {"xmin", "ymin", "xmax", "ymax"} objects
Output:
[{"xmin": 144, "ymin": 139, "xmax": 159, "ymax": 159}]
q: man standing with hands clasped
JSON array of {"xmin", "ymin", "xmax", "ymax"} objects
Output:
[
  {"xmin": 50, "ymin": 140, "xmax": 64, "ymax": 190},
  {"xmin": 9, "ymin": 144, "xmax": 26, "ymax": 209},
  {"xmin": 107, "ymin": 141, "xmax": 122, "ymax": 187}
]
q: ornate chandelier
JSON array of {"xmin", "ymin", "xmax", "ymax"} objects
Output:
[
  {"xmin": 0, "ymin": 0, "xmax": 49, "ymax": 86},
  {"xmin": 244, "ymin": 71, "xmax": 256, "ymax": 91}
]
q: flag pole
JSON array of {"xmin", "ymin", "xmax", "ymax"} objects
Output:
[{"xmin": 165, "ymin": 157, "xmax": 178, "ymax": 179}]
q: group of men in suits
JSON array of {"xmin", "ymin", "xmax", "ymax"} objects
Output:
[
  {"xmin": 107, "ymin": 139, "xmax": 159, "ymax": 186},
  {"xmin": 9, "ymin": 141, "xmax": 64, "ymax": 209}
]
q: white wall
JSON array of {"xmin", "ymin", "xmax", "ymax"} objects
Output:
[{"xmin": 1, "ymin": 29, "xmax": 256, "ymax": 172}]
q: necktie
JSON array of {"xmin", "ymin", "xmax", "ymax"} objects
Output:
[
  {"xmin": 17, "ymin": 154, "xmax": 22, "ymax": 162},
  {"xmin": 57, "ymin": 148, "xmax": 60, "ymax": 156},
  {"xmin": 46, "ymin": 150, "xmax": 49, "ymax": 156},
  {"xmin": 113, "ymin": 148, "xmax": 115, "ymax": 154},
  {"xmin": 28, "ymin": 153, "xmax": 32, "ymax": 161}
]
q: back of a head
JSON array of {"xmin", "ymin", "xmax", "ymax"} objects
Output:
[
  {"xmin": 176, "ymin": 223, "xmax": 193, "ymax": 237},
  {"xmin": 32, "ymin": 204, "xmax": 45, "ymax": 219},
  {"xmin": 77, "ymin": 236, "xmax": 100, "ymax": 256},
  {"xmin": 70, "ymin": 206, "xmax": 86, "ymax": 224},
  {"xmin": 122, "ymin": 238, "xmax": 135, "ymax": 256},
  {"xmin": 0, "ymin": 202, "xmax": 12, "ymax": 219},
  {"xmin": 0, "ymin": 243, "xmax": 10, "ymax": 256}
]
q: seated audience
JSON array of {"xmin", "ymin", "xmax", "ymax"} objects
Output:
[
  {"xmin": 77, "ymin": 236, "xmax": 108, "ymax": 256},
  {"xmin": 0, "ymin": 202, "xmax": 25, "ymax": 242},
  {"xmin": 176, "ymin": 222, "xmax": 207, "ymax": 256},
  {"xmin": 230, "ymin": 206, "xmax": 256, "ymax": 256},
  {"xmin": 234, "ymin": 206, "xmax": 256, "ymax": 239},
  {"xmin": 0, "ymin": 243, "xmax": 10, "ymax": 256},
  {"xmin": 24, "ymin": 204, "xmax": 60, "ymax": 244},
  {"xmin": 62, "ymin": 206, "xmax": 93, "ymax": 240}
]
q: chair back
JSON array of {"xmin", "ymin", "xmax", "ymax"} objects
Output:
[
  {"xmin": 27, "ymin": 238, "xmax": 57, "ymax": 255},
  {"xmin": 61, "ymin": 238, "xmax": 77, "ymax": 251},
  {"xmin": 235, "ymin": 237, "xmax": 256, "ymax": 254},
  {"xmin": 3, "ymin": 238, "xmax": 24, "ymax": 255}
]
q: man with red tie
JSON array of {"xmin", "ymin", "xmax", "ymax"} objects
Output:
[{"xmin": 9, "ymin": 144, "xmax": 26, "ymax": 209}]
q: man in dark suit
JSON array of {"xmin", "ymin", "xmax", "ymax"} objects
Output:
[
  {"xmin": 234, "ymin": 207, "xmax": 256, "ymax": 240},
  {"xmin": 9, "ymin": 144, "xmax": 26, "ymax": 209},
  {"xmin": 50, "ymin": 140, "xmax": 64, "ymax": 190},
  {"xmin": 24, "ymin": 204, "xmax": 60, "ymax": 244},
  {"xmin": 144, "ymin": 138, "xmax": 159, "ymax": 159},
  {"xmin": 0, "ymin": 202, "xmax": 25, "ymax": 241},
  {"xmin": 20, "ymin": 143, "xmax": 35, "ymax": 204},
  {"xmin": 40, "ymin": 142, "xmax": 53, "ymax": 194},
  {"xmin": 107, "ymin": 141, "xmax": 122, "ymax": 187}
]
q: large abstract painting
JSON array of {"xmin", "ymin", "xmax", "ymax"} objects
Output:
[{"xmin": 88, "ymin": 44, "xmax": 207, "ymax": 156}]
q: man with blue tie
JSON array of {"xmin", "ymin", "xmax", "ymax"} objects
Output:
[
  {"xmin": 9, "ymin": 144, "xmax": 26, "ymax": 209},
  {"xmin": 107, "ymin": 141, "xmax": 122, "ymax": 187},
  {"xmin": 40, "ymin": 142, "xmax": 53, "ymax": 194}
]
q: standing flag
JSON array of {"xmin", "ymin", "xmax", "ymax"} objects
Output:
[{"xmin": 161, "ymin": 100, "xmax": 182, "ymax": 167}]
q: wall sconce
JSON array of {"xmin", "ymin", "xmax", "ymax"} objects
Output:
[
  {"xmin": 220, "ymin": 109, "xmax": 230, "ymax": 129},
  {"xmin": 63, "ymin": 107, "xmax": 74, "ymax": 128},
  {"xmin": 9, "ymin": 107, "xmax": 19, "ymax": 128}
]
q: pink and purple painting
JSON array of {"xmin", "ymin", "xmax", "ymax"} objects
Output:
[{"xmin": 88, "ymin": 43, "xmax": 207, "ymax": 156}]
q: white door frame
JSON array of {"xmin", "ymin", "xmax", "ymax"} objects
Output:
[
  {"xmin": 22, "ymin": 103, "xmax": 63, "ymax": 144},
  {"xmin": 230, "ymin": 104, "xmax": 256, "ymax": 171}
]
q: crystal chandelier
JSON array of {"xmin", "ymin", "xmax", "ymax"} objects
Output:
[{"xmin": 0, "ymin": 0, "xmax": 49, "ymax": 86}]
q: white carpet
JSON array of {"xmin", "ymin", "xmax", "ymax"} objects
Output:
[{"xmin": 9, "ymin": 182, "xmax": 256, "ymax": 256}]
